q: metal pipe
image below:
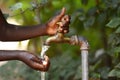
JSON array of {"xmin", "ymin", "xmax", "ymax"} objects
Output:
[
  {"xmin": 71, "ymin": 36, "xmax": 89, "ymax": 80},
  {"xmin": 81, "ymin": 50, "xmax": 89, "ymax": 80},
  {"xmin": 44, "ymin": 34, "xmax": 89, "ymax": 80},
  {"xmin": 44, "ymin": 33, "xmax": 70, "ymax": 45}
]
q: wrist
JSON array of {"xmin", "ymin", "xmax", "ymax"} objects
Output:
[
  {"xmin": 43, "ymin": 23, "xmax": 49, "ymax": 35},
  {"xmin": 17, "ymin": 50, "xmax": 27, "ymax": 61}
]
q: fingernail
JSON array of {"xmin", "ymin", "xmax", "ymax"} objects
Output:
[
  {"xmin": 64, "ymin": 30, "xmax": 68, "ymax": 33},
  {"xmin": 42, "ymin": 61, "xmax": 47, "ymax": 65},
  {"xmin": 57, "ymin": 22, "xmax": 63, "ymax": 26}
]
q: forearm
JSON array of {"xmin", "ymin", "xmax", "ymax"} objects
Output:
[
  {"xmin": 0, "ymin": 9, "xmax": 47, "ymax": 41},
  {"xmin": 0, "ymin": 50, "xmax": 22, "ymax": 61},
  {"xmin": 1, "ymin": 23, "xmax": 47, "ymax": 41}
]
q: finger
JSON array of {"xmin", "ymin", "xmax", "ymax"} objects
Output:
[
  {"xmin": 62, "ymin": 15, "xmax": 71, "ymax": 22},
  {"xmin": 64, "ymin": 29, "xmax": 69, "ymax": 33},
  {"xmin": 57, "ymin": 22, "xmax": 63, "ymax": 27},
  {"xmin": 54, "ymin": 7, "xmax": 66, "ymax": 22},
  {"xmin": 30, "ymin": 60, "xmax": 48, "ymax": 71},
  {"xmin": 57, "ymin": 20, "xmax": 70, "ymax": 32},
  {"xmin": 62, "ymin": 28, "xmax": 69, "ymax": 33},
  {"xmin": 29, "ymin": 56, "xmax": 50, "ymax": 71},
  {"xmin": 59, "ymin": 15, "xmax": 70, "ymax": 27},
  {"xmin": 57, "ymin": 28, "xmax": 69, "ymax": 33},
  {"xmin": 60, "ymin": 21, "xmax": 70, "ymax": 27},
  {"xmin": 60, "ymin": 26, "xmax": 69, "ymax": 33},
  {"xmin": 24, "ymin": 59, "xmax": 45, "ymax": 71},
  {"xmin": 31, "ymin": 56, "xmax": 42, "ymax": 64},
  {"xmin": 32, "ymin": 62, "xmax": 46, "ymax": 71},
  {"xmin": 44, "ymin": 55, "xmax": 49, "ymax": 62},
  {"xmin": 44, "ymin": 55, "xmax": 50, "ymax": 69}
]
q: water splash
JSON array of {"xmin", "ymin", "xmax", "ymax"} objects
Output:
[{"xmin": 40, "ymin": 45, "xmax": 50, "ymax": 59}]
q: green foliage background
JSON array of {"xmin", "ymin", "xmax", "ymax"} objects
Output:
[{"xmin": 1, "ymin": 0, "xmax": 120, "ymax": 80}]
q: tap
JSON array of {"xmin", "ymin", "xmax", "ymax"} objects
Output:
[
  {"xmin": 43, "ymin": 11, "xmax": 89, "ymax": 80},
  {"xmin": 44, "ymin": 15, "xmax": 71, "ymax": 45},
  {"xmin": 44, "ymin": 32, "xmax": 70, "ymax": 45},
  {"xmin": 44, "ymin": 14, "xmax": 89, "ymax": 49},
  {"xmin": 44, "ymin": 34, "xmax": 89, "ymax": 50}
]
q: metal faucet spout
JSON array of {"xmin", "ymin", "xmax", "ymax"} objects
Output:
[{"xmin": 44, "ymin": 33, "xmax": 70, "ymax": 45}]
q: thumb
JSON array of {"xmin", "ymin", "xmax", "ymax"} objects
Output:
[
  {"xmin": 55, "ymin": 7, "xmax": 66, "ymax": 22},
  {"xmin": 44, "ymin": 55, "xmax": 49, "ymax": 62}
]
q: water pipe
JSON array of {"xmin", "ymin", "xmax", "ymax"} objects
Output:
[
  {"xmin": 71, "ymin": 36, "xmax": 89, "ymax": 80},
  {"xmin": 44, "ymin": 32, "xmax": 89, "ymax": 80}
]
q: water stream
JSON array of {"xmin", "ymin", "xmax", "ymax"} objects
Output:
[{"xmin": 40, "ymin": 45, "xmax": 50, "ymax": 80}]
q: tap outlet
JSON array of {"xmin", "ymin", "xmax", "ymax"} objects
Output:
[{"xmin": 44, "ymin": 32, "xmax": 70, "ymax": 45}]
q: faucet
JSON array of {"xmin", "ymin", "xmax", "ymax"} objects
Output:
[
  {"xmin": 44, "ymin": 32, "xmax": 89, "ymax": 80},
  {"xmin": 44, "ymin": 32, "xmax": 89, "ymax": 50},
  {"xmin": 44, "ymin": 13, "xmax": 89, "ymax": 49},
  {"xmin": 44, "ymin": 20, "xmax": 89, "ymax": 80},
  {"xmin": 44, "ymin": 32, "xmax": 70, "ymax": 45}
]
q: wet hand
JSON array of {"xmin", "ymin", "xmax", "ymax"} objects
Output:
[
  {"xmin": 19, "ymin": 52, "xmax": 50, "ymax": 71},
  {"xmin": 46, "ymin": 7, "xmax": 70, "ymax": 35}
]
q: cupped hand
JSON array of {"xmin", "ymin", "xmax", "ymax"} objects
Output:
[
  {"xmin": 46, "ymin": 7, "xmax": 70, "ymax": 35},
  {"xmin": 19, "ymin": 51, "xmax": 50, "ymax": 71}
]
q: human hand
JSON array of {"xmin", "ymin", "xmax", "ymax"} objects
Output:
[
  {"xmin": 45, "ymin": 7, "xmax": 70, "ymax": 35},
  {"xmin": 19, "ymin": 51, "xmax": 50, "ymax": 71}
]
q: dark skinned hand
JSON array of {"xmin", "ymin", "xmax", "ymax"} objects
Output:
[
  {"xmin": 46, "ymin": 7, "xmax": 70, "ymax": 35},
  {"xmin": 18, "ymin": 51, "xmax": 50, "ymax": 71},
  {"xmin": 0, "ymin": 7, "xmax": 70, "ymax": 71}
]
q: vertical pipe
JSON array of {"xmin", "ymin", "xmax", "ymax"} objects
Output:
[{"xmin": 81, "ymin": 50, "xmax": 88, "ymax": 80}]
